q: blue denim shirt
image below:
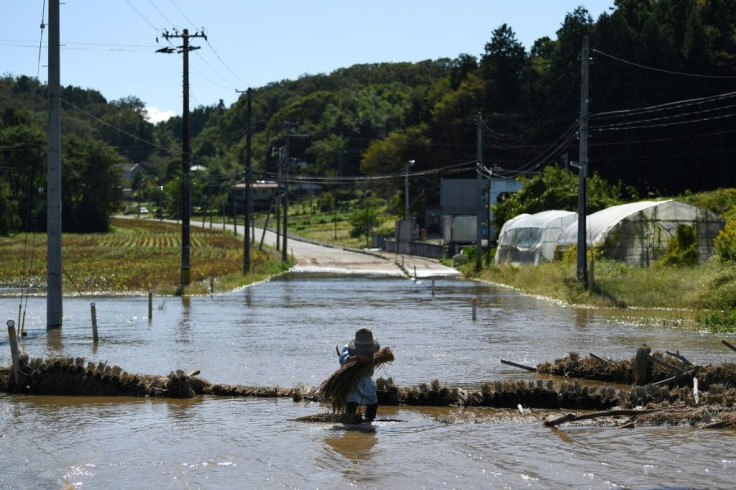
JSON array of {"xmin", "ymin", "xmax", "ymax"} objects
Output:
[{"xmin": 339, "ymin": 345, "xmax": 378, "ymax": 405}]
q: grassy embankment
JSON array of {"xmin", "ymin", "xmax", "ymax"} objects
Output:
[
  {"xmin": 0, "ymin": 217, "xmax": 287, "ymax": 295},
  {"xmin": 252, "ymin": 198, "xmax": 396, "ymax": 249},
  {"xmin": 457, "ymin": 254, "xmax": 736, "ymax": 333}
]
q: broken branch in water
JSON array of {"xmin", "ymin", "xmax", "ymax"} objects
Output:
[
  {"xmin": 500, "ymin": 359, "xmax": 537, "ymax": 372},
  {"xmin": 652, "ymin": 367, "xmax": 700, "ymax": 387},
  {"xmin": 722, "ymin": 340, "xmax": 736, "ymax": 354},
  {"xmin": 649, "ymin": 354, "xmax": 685, "ymax": 375},
  {"xmin": 589, "ymin": 353, "xmax": 612, "ymax": 365},
  {"xmin": 665, "ymin": 350, "xmax": 693, "ymax": 366},
  {"xmin": 543, "ymin": 409, "xmax": 657, "ymax": 427}
]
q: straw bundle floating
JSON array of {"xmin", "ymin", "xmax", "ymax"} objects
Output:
[{"xmin": 319, "ymin": 347, "xmax": 394, "ymax": 412}]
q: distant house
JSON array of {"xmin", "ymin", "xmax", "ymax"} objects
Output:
[
  {"xmin": 231, "ymin": 181, "xmax": 279, "ymax": 210},
  {"xmin": 440, "ymin": 177, "xmax": 523, "ymax": 243},
  {"xmin": 116, "ymin": 162, "xmax": 142, "ymax": 200},
  {"xmin": 117, "ymin": 162, "xmax": 142, "ymax": 187}
]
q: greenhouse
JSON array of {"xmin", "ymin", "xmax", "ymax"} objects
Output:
[
  {"xmin": 494, "ymin": 210, "xmax": 577, "ymax": 266},
  {"xmin": 556, "ymin": 200, "xmax": 725, "ymax": 266}
]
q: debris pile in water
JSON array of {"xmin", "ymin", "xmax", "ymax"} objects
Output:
[
  {"xmin": 4, "ymin": 346, "xmax": 736, "ymax": 428},
  {"xmin": 1, "ymin": 355, "xmax": 210, "ymax": 397},
  {"xmin": 535, "ymin": 349, "xmax": 736, "ymax": 392}
]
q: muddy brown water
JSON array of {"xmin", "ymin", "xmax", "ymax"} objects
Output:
[{"xmin": 1, "ymin": 274, "xmax": 735, "ymax": 488}]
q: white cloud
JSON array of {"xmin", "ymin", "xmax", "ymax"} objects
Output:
[{"xmin": 144, "ymin": 106, "xmax": 176, "ymax": 124}]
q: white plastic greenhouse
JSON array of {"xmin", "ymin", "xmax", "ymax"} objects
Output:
[
  {"xmin": 494, "ymin": 210, "xmax": 577, "ymax": 265},
  {"xmin": 556, "ymin": 200, "xmax": 725, "ymax": 266}
]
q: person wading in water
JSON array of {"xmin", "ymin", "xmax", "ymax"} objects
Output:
[{"xmin": 339, "ymin": 328, "xmax": 380, "ymax": 422}]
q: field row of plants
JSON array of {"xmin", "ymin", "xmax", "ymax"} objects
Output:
[{"xmin": 0, "ymin": 218, "xmax": 284, "ymax": 295}]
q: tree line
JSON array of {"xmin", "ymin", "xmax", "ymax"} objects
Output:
[{"xmin": 1, "ymin": 0, "xmax": 735, "ymax": 235}]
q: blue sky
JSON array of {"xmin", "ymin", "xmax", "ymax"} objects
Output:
[{"xmin": 2, "ymin": 1, "xmax": 615, "ymax": 122}]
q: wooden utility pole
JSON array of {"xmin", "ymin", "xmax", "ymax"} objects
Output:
[
  {"xmin": 237, "ymin": 88, "xmax": 253, "ymax": 274},
  {"xmin": 47, "ymin": 0, "xmax": 62, "ymax": 329},
  {"xmin": 282, "ymin": 136, "xmax": 289, "ymax": 262},
  {"xmin": 475, "ymin": 112, "xmax": 483, "ymax": 271},
  {"xmin": 576, "ymin": 36, "xmax": 590, "ymax": 285},
  {"xmin": 157, "ymin": 28, "xmax": 207, "ymax": 288}
]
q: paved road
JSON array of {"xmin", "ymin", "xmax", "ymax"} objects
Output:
[
  {"xmin": 127, "ymin": 216, "xmax": 459, "ymax": 278},
  {"xmin": 251, "ymin": 226, "xmax": 460, "ymax": 278}
]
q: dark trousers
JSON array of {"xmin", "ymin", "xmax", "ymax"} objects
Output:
[{"xmin": 346, "ymin": 402, "xmax": 378, "ymax": 422}]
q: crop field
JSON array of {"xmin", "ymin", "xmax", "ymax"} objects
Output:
[{"xmin": 0, "ymin": 218, "xmax": 279, "ymax": 294}]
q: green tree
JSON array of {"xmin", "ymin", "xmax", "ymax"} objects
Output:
[
  {"xmin": 62, "ymin": 135, "xmax": 122, "ymax": 232},
  {"xmin": 480, "ymin": 24, "xmax": 528, "ymax": 111},
  {"xmin": 0, "ymin": 111, "xmax": 45, "ymax": 232},
  {"xmin": 0, "ymin": 180, "xmax": 21, "ymax": 235},
  {"xmin": 349, "ymin": 194, "xmax": 379, "ymax": 246},
  {"xmin": 449, "ymin": 54, "xmax": 478, "ymax": 89},
  {"xmin": 492, "ymin": 166, "xmax": 637, "ymax": 230}
]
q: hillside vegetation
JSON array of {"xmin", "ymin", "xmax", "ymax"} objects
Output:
[{"xmin": 3, "ymin": 0, "xmax": 736, "ymax": 236}]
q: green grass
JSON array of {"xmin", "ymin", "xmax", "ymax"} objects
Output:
[
  {"xmin": 253, "ymin": 198, "xmax": 396, "ymax": 249},
  {"xmin": 458, "ymin": 257, "xmax": 736, "ymax": 332}
]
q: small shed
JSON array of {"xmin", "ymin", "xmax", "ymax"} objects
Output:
[
  {"xmin": 495, "ymin": 210, "xmax": 577, "ymax": 265},
  {"xmin": 557, "ymin": 200, "xmax": 725, "ymax": 266}
]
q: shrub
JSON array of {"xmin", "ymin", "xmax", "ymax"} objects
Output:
[
  {"xmin": 658, "ymin": 225, "xmax": 697, "ymax": 266},
  {"xmin": 715, "ymin": 221, "xmax": 736, "ymax": 261}
]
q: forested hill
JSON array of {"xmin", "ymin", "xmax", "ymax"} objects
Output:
[{"xmin": 2, "ymin": 0, "xmax": 736, "ymax": 234}]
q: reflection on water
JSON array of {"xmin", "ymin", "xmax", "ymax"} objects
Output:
[
  {"xmin": 324, "ymin": 430, "xmax": 377, "ymax": 462},
  {"xmin": 1, "ymin": 274, "xmax": 735, "ymax": 487},
  {"xmin": 46, "ymin": 326, "xmax": 63, "ymax": 351}
]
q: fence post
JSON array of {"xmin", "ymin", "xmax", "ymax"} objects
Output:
[
  {"xmin": 7, "ymin": 320, "xmax": 20, "ymax": 383},
  {"xmin": 148, "ymin": 290, "xmax": 153, "ymax": 321},
  {"xmin": 90, "ymin": 302, "xmax": 98, "ymax": 342}
]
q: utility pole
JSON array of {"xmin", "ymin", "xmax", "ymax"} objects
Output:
[
  {"xmin": 404, "ymin": 160, "xmax": 414, "ymax": 221},
  {"xmin": 486, "ymin": 167, "xmax": 492, "ymax": 266},
  {"xmin": 47, "ymin": 0, "xmax": 62, "ymax": 329},
  {"xmin": 576, "ymin": 36, "xmax": 590, "ymax": 285},
  {"xmin": 157, "ymin": 28, "xmax": 207, "ymax": 289},
  {"xmin": 237, "ymin": 88, "xmax": 253, "ymax": 274},
  {"xmin": 281, "ymin": 131, "xmax": 308, "ymax": 262},
  {"xmin": 282, "ymin": 138, "xmax": 289, "ymax": 263},
  {"xmin": 475, "ymin": 112, "xmax": 483, "ymax": 271},
  {"xmin": 273, "ymin": 146, "xmax": 283, "ymax": 253}
]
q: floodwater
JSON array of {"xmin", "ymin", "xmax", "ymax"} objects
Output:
[{"xmin": 1, "ymin": 274, "xmax": 735, "ymax": 488}]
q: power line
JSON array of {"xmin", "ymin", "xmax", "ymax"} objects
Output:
[
  {"xmin": 123, "ymin": 0, "xmax": 165, "ymax": 36},
  {"xmin": 170, "ymin": 0, "xmax": 249, "ymax": 87},
  {"xmin": 35, "ymin": 1, "xmax": 46, "ymax": 79},
  {"xmin": 592, "ymin": 90, "xmax": 736, "ymax": 120},
  {"xmin": 593, "ymin": 106, "xmax": 736, "ymax": 132},
  {"xmin": 148, "ymin": 0, "xmax": 176, "ymax": 26},
  {"xmin": 60, "ymin": 97, "xmax": 178, "ymax": 153},
  {"xmin": 593, "ymin": 48, "xmax": 736, "ymax": 79}
]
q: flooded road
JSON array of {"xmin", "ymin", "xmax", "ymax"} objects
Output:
[{"xmin": 1, "ymin": 274, "xmax": 735, "ymax": 488}]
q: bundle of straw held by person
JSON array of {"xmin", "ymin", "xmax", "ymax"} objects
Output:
[{"xmin": 320, "ymin": 347, "xmax": 394, "ymax": 412}]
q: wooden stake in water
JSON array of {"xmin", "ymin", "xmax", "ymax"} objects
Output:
[
  {"xmin": 7, "ymin": 319, "xmax": 20, "ymax": 383},
  {"xmin": 431, "ymin": 277, "xmax": 435, "ymax": 297},
  {"xmin": 472, "ymin": 298, "xmax": 477, "ymax": 321},
  {"xmin": 210, "ymin": 277, "xmax": 214, "ymax": 294},
  {"xmin": 90, "ymin": 302, "xmax": 98, "ymax": 342},
  {"xmin": 148, "ymin": 290, "xmax": 153, "ymax": 321}
]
